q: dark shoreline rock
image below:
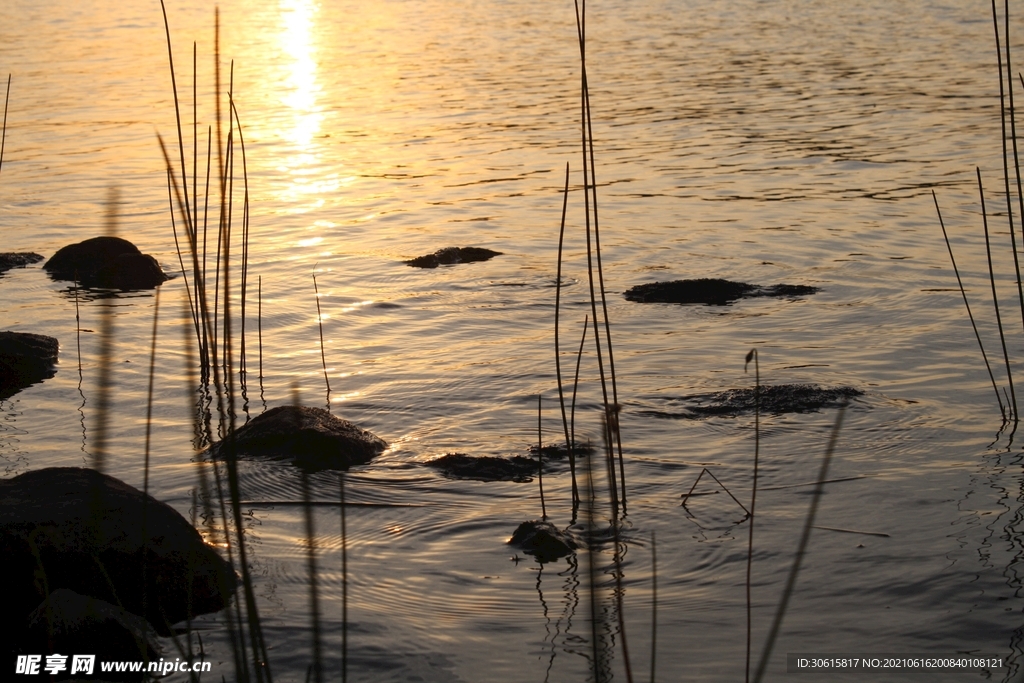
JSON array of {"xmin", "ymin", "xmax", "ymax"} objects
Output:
[
  {"xmin": 0, "ymin": 252, "xmax": 44, "ymax": 275},
  {"xmin": 508, "ymin": 520, "xmax": 579, "ymax": 562},
  {"xmin": 210, "ymin": 405, "xmax": 387, "ymax": 471},
  {"xmin": 624, "ymin": 278, "xmax": 818, "ymax": 305},
  {"xmin": 642, "ymin": 384, "xmax": 861, "ymax": 419},
  {"xmin": 0, "ymin": 331, "xmax": 59, "ymax": 399},
  {"xmin": 44, "ymin": 236, "xmax": 168, "ymax": 290},
  {"xmin": 405, "ymin": 247, "xmax": 502, "ymax": 268},
  {"xmin": 0, "ymin": 467, "xmax": 236, "ymax": 640},
  {"xmin": 426, "ymin": 453, "xmax": 541, "ymax": 482}
]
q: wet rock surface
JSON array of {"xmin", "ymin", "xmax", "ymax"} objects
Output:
[
  {"xmin": 0, "ymin": 331, "xmax": 59, "ymax": 399},
  {"xmin": 0, "ymin": 467, "xmax": 236, "ymax": 640},
  {"xmin": 624, "ymin": 278, "xmax": 818, "ymax": 305},
  {"xmin": 643, "ymin": 384, "xmax": 861, "ymax": 419},
  {"xmin": 0, "ymin": 251, "xmax": 44, "ymax": 275},
  {"xmin": 20, "ymin": 589, "xmax": 160, "ymax": 682},
  {"xmin": 405, "ymin": 246, "xmax": 502, "ymax": 268},
  {"xmin": 210, "ymin": 405, "xmax": 387, "ymax": 471},
  {"xmin": 426, "ymin": 453, "xmax": 541, "ymax": 482},
  {"xmin": 44, "ymin": 236, "xmax": 168, "ymax": 289},
  {"xmin": 508, "ymin": 520, "xmax": 580, "ymax": 562}
]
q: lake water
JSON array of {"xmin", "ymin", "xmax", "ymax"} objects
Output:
[{"xmin": 2, "ymin": 0, "xmax": 1024, "ymax": 681}]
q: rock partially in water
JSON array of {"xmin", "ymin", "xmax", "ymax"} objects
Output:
[
  {"xmin": 210, "ymin": 405, "xmax": 387, "ymax": 471},
  {"xmin": 44, "ymin": 236, "xmax": 168, "ymax": 290},
  {"xmin": 508, "ymin": 520, "xmax": 579, "ymax": 562},
  {"xmin": 646, "ymin": 384, "xmax": 861, "ymax": 419},
  {"xmin": 21, "ymin": 589, "xmax": 160, "ymax": 682},
  {"xmin": 426, "ymin": 453, "xmax": 540, "ymax": 482},
  {"xmin": 405, "ymin": 246, "xmax": 502, "ymax": 268},
  {"xmin": 0, "ymin": 467, "xmax": 236, "ymax": 639},
  {"xmin": 624, "ymin": 278, "xmax": 818, "ymax": 305},
  {"xmin": 0, "ymin": 251, "xmax": 44, "ymax": 275},
  {"xmin": 0, "ymin": 331, "xmax": 59, "ymax": 399}
]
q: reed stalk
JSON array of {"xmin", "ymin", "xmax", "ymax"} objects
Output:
[
  {"xmin": 553, "ymin": 162, "xmax": 580, "ymax": 507},
  {"xmin": 744, "ymin": 349, "xmax": 760, "ymax": 683},
  {"xmin": 313, "ymin": 271, "xmax": 332, "ymax": 408},
  {"xmin": 538, "ymin": 394, "xmax": 547, "ymax": 520},
  {"xmin": 0, "ymin": 73, "xmax": 9, "ymax": 176}
]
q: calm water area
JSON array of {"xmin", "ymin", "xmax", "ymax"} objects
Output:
[{"xmin": 3, "ymin": 0, "xmax": 1024, "ymax": 680}]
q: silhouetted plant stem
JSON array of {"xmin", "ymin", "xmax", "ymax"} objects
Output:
[
  {"xmin": 553, "ymin": 161, "xmax": 579, "ymax": 507},
  {"xmin": 933, "ymin": 191, "xmax": 1006, "ymax": 417},
  {"xmin": 0, "ymin": 73, "xmax": 9, "ymax": 176},
  {"xmin": 538, "ymin": 394, "xmax": 547, "ymax": 520},
  {"xmin": 744, "ymin": 349, "xmax": 760, "ymax": 683},
  {"xmin": 571, "ymin": 315, "xmax": 588, "ymax": 451},
  {"xmin": 649, "ymin": 530, "xmax": 657, "ymax": 683},
  {"xmin": 753, "ymin": 402, "xmax": 847, "ymax": 683},
  {"xmin": 258, "ymin": 275, "xmax": 266, "ymax": 407},
  {"xmin": 979, "ymin": 167, "xmax": 1018, "ymax": 419},
  {"xmin": 339, "ymin": 474, "xmax": 348, "ymax": 683},
  {"xmin": 141, "ymin": 287, "xmax": 161, "ymax": 637},
  {"xmin": 301, "ymin": 471, "xmax": 323, "ymax": 683},
  {"xmin": 313, "ymin": 270, "xmax": 331, "ymax": 408}
]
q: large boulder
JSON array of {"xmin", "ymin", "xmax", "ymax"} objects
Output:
[
  {"xmin": 0, "ymin": 331, "xmax": 58, "ymax": 399},
  {"xmin": 0, "ymin": 467, "xmax": 236, "ymax": 638},
  {"xmin": 404, "ymin": 246, "xmax": 502, "ymax": 268},
  {"xmin": 624, "ymin": 278, "xmax": 817, "ymax": 305},
  {"xmin": 210, "ymin": 405, "xmax": 387, "ymax": 471},
  {"xmin": 0, "ymin": 251, "xmax": 44, "ymax": 276},
  {"xmin": 44, "ymin": 236, "xmax": 168, "ymax": 290}
]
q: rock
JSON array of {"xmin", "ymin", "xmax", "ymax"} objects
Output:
[
  {"xmin": 19, "ymin": 589, "xmax": 159, "ymax": 682},
  {"xmin": 0, "ymin": 467, "xmax": 236, "ymax": 639},
  {"xmin": 642, "ymin": 384, "xmax": 861, "ymax": 419},
  {"xmin": 623, "ymin": 278, "xmax": 818, "ymax": 305},
  {"xmin": 426, "ymin": 453, "xmax": 541, "ymax": 482},
  {"xmin": 210, "ymin": 405, "xmax": 387, "ymax": 471},
  {"xmin": 44, "ymin": 236, "xmax": 168, "ymax": 290},
  {"xmin": 0, "ymin": 251, "xmax": 44, "ymax": 275},
  {"xmin": 0, "ymin": 331, "xmax": 59, "ymax": 399},
  {"xmin": 508, "ymin": 520, "xmax": 579, "ymax": 562},
  {"xmin": 405, "ymin": 247, "xmax": 502, "ymax": 268}
]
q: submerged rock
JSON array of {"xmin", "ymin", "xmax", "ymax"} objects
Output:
[
  {"xmin": 624, "ymin": 278, "xmax": 818, "ymax": 305},
  {"xmin": 0, "ymin": 331, "xmax": 59, "ymax": 399},
  {"xmin": 0, "ymin": 251, "xmax": 44, "ymax": 275},
  {"xmin": 508, "ymin": 520, "xmax": 579, "ymax": 562},
  {"xmin": 21, "ymin": 589, "xmax": 160, "ymax": 681},
  {"xmin": 0, "ymin": 467, "xmax": 236, "ymax": 639},
  {"xmin": 426, "ymin": 453, "xmax": 540, "ymax": 482},
  {"xmin": 644, "ymin": 384, "xmax": 861, "ymax": 419},
  {"xmin": 44, "ymin": 236, "xmax": 168, "ymax": 290},
  {"xmin": 405, "ymin": 246, "xmax": 502, "ymax": 268},
  {"xmin": 210, "ymin": 405, "xmax": 387, "ymax": 471}
]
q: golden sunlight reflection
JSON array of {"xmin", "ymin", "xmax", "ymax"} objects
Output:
[{"xmin": 276, "ymin": 0, "xmax": 340, "ymax": 206}]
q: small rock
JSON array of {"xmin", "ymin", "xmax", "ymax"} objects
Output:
[
  {"xmin": 0, "ymin": 252, "xmax": 44, "ymax": 275},
  {"xmin": 624, "ymin": 278, "xmax": 818, "ymax": 305},
  {"xmin": 405, "ymin": 247, "xmax": 502, "ymax": 268},
  {"xmin": 0, "ymin": 331, "xmax": 59, "ymax": 399},
  {"xmin": 508, "ymin": 520, "xmax": 579, "ymax": 562},
  {"xmin": 426, "ymin": 453, "xmax": 540, "ymax": 482},
  {"xmin": 210, "ymin": 405, "xmax": 387, "ymax": 471},
  {"xmin": 20, "ymin": 589, "xmax": 159, "ymax": 682},
  {"xmin": 643, "ymin": 384, "xmax": 861, "ymax": 419},
  {"xmin": 44, "ymin": 236, "xmax": 168, "ymax": 290},
  {"xmin": 0, "ymin": 467, "xmax": 236, "ymax": 639}
]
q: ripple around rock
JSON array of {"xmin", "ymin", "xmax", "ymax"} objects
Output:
[
  {"xmin": 0, "ymin": 467, "xmax": 236, "ymax": 642},
  {"xmin": 623, "ymin": 278, "xmax": 818, "ymax": 305},
  {"xmin": 404, "ymin": 246, "xmax": 502, "ymax": 268},
  {"xmin": 209, "ymin": 405, "xmax": 387, "ymax": 471},
  {"xmin": 0, "ymin": 251, "xmax": 44, "ymax": 275},
  {"xmin": 43, "ymin": 236, "xmax": 168, "ymax": 290},
  {"xmin": 508, "ymin": 520, "xmax": 579, "ymax": 562},
  {"xmin": 0, "ymin": 330, "xmax": 59, "ymax": 399},
  {"xmin": 642, "ymin": 384, "xmax": 862, "ymax": 419}
]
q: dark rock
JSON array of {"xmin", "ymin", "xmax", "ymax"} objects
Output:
[
  {"xmin": 624, "ymin": 278, "xmax": 818, "ymax": 305},
  {"xmin": 0, "ymin": 252, "xmax": 44, "ymax": 275},
  {"xmin": 44, "ymin": 236, "xmax": 168, "ymax": 290},
  {"xmin": 508, "ymin": 520, "xmax": 579, "ymax": 562},
  {"xmin": 643, "ymin": 384, "xmax": 861, "ymax": 419},
  {"xmin": 527, "ymin": 441, "xmax": 595, "ymax": 460},
  {"xmin": 210, "ymin": 405, "xmax": 387, "ymax": 471},
  {"xmin": 0, "ymin": 467, "xmax": 236, "ymax": 639},
  {"xmin": 20, "ymin": 589, "xmax": 159, "ymax": 682},
  {"xmin": 426, "ymin": 453, "xmax": 540, "ymax": 482},
  {"xmin": 0, "ymin": 331, "xmax": 59, "ymax": 399},
  {"xmin": 405, "ymin": 247, "xmax": 502, "ymax": 268}
]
